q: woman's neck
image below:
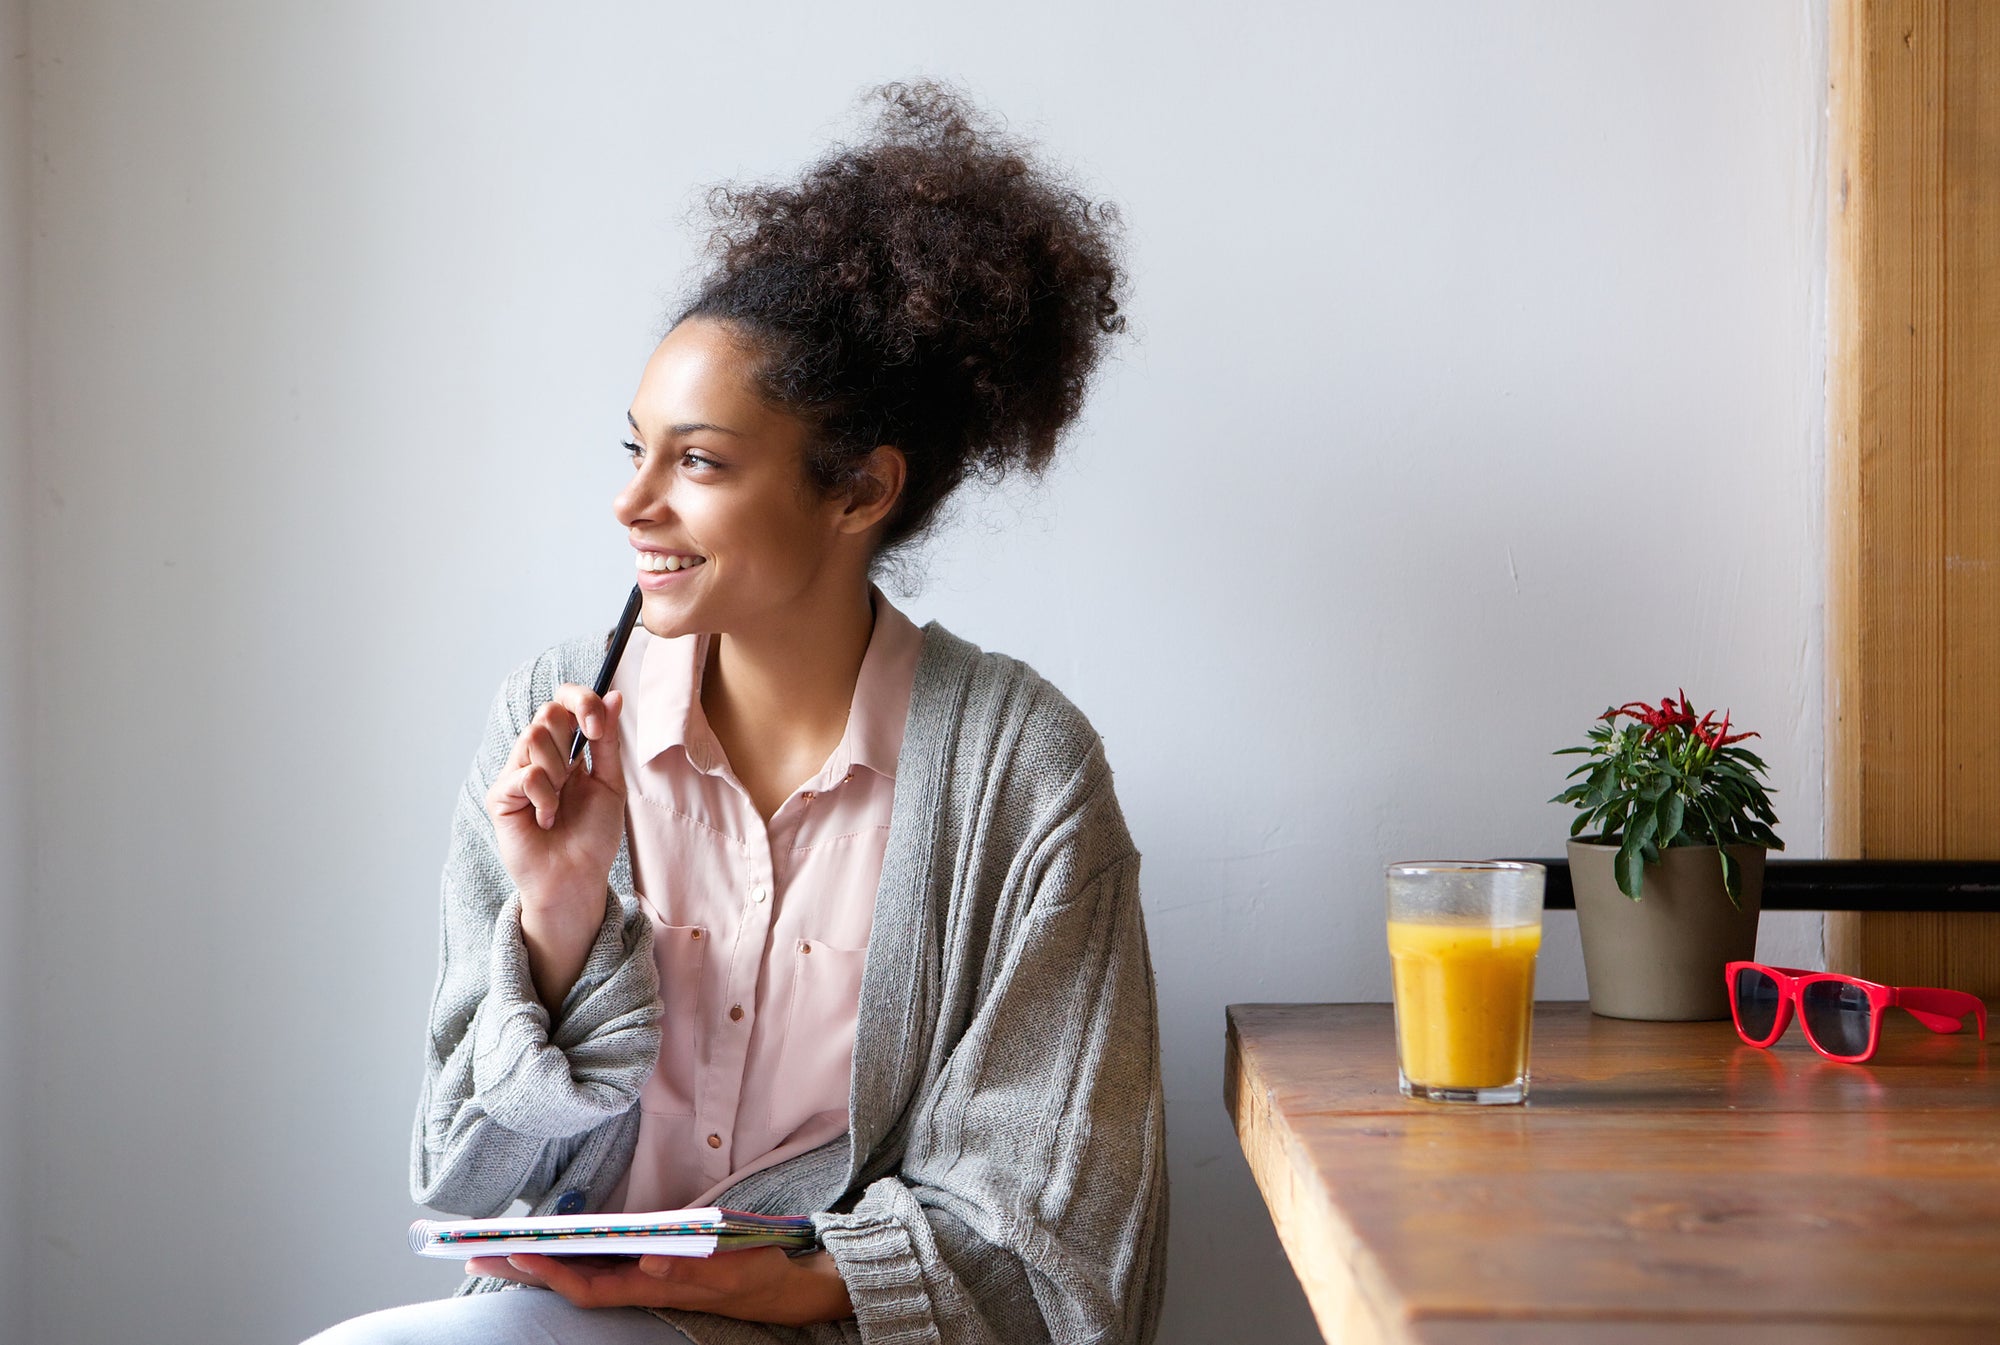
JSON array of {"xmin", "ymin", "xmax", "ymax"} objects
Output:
[{"xmin": 700, "ymin": 581, "xmax": 877, "ymax": 820}]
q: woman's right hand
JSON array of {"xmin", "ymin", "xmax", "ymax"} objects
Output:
[{"xmin": 484, "ymin": 685, "xmax": 627, "ymax": 1008}]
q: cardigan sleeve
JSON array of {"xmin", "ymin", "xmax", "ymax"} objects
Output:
[
  {"xmin": 408, "ymin": 649, "xmax": 663, "ymax": 1217},
  {"xmin": 813, "ymin": 828, "xmax": 1168, "ymax": 1345}
]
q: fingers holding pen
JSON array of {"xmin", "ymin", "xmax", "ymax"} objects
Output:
[
  {"xmin": 509, "ymin": 697, "xmax": 577, "ymax": 771},
  {"xmin": 499, "ymin": 721, "xmax": 569, "ymax": 830},
  {"xmin": 487, "ymin": 757, "xmax": 559, "ymax": 832},
  {"xmin": 537, "ymin": 685, "xmax": 626, "ymax": 815},
  {"xmin": 582, "ymin": 689, "xmax": 624, "ymax": 782},
  {"xmin": 489, "ymin": 685, "xmax": 623, "ymax": 831},
  {"xmin": 548, "ymin": 683, "xmax": 617, "ymax": 757},
  {"xmin": 540, "ymin": 684, "xmax": 625, "ymax": 784}
]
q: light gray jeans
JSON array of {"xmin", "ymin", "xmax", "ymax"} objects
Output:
[{"xmin": 302, "ymin": 1288, "xmax": 695, "ymax": 1344}]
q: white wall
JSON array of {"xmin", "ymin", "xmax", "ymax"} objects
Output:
[
  {"xmin": 21, "ymin": 3, "xmax": 1828, "ymax": 1342},
  {"xmin": 1, "ymin": 1, "xmax": 31, "ymax": 1340}
]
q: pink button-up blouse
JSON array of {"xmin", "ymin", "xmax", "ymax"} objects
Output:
[{"xmin": 601, "ymin": 588, "xmax": 923, "ymax": 1213}]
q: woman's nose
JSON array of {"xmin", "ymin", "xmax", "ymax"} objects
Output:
[{"xmin": 613, "ymin": 469, "xmax": 666, "ymax": 528}]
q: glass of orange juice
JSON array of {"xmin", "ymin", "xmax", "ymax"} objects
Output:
[{"xmin": 1386, "ymin": 861, "xmax": 1546, "ymax": 1104}]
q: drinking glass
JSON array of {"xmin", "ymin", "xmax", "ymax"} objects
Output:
[{"xmin": 1385, "ymin": 861, "xmax": 1546, "ymax": 1104}]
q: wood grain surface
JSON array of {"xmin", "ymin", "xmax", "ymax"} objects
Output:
[
  {"xmin": 1227, "ymin": 1002, "xmax": 2000, "ymax": 1344},
  {"xmin": 1825, "ymin": 1, "xmax": 2000, "ymax": 992},
  {"xmin": 1412, "ymin": 1326, "xmax": 2000, "ymax": 1345}
]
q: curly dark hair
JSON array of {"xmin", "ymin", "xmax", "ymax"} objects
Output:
[{"xmin": 678, "ymin": 81, "xmax": 1127, "ymax": 560}]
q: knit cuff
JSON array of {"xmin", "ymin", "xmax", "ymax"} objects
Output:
[
  {"xmin": 549, "ymin": 892, "xmax": 643, "ymax": 1042},
  {"xmin": 470, "ymin": 893, "xmax": 633, "ymax": 1138},
  {"xmin": 815, "ymin": 1211, "xmax": 938, "ymax": 1345}
]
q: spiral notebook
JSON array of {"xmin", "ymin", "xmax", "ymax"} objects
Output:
[{"xmin": 410, "ymin": 1207, "xmax": 818, "ymax": 1259}]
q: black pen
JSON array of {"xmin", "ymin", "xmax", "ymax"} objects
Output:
[{"xmin": 567, "ymin": 584, "xmax": 644, "ymax": 766}]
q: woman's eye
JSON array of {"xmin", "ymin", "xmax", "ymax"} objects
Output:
[{"xmin": 624, "ymin": 439, "xmax": 718, "ymax": 472}]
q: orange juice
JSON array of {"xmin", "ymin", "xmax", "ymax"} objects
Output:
[{"xmin": 1388, "ymin": 920, "xmax": 1541, "ymax": 1090}]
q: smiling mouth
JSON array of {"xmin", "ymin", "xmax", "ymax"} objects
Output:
[{"xmin": 636, "ymin": 553, "xmax": 707, "ymax": 573}]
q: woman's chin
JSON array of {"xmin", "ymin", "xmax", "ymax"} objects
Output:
[{"xmin": 638, "ymin": 594, "xmax": 707, "ymax": 642}]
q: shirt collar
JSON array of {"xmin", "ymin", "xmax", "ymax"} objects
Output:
[
  {"xmin": 844, "ymin": 589, "xmax": 923, "ymax": 780},
  {"xmin": 634, "ymin": 628, "xmax": 719, "ymax": 772},
  {"xmin": 634, "ymin": 585, "xmax": 923, "ymax": 782}
]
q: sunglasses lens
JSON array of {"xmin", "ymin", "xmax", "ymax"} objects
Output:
[
  {"xmin": 1801, "ymin": 980, "xmax": 1873, "ymax": 1057},
  {"xmin": 1733, "ymin": 966, "xmax": 1782, "ymax": 1040}
]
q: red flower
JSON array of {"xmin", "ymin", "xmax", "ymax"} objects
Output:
[
  {"xmin": 1694, "ymin": 709, "xmax": 1760, "ymax": 750},
  {"xmin": 1609, "ymin": 693, "xmax": 1698, "ymax": 742}
]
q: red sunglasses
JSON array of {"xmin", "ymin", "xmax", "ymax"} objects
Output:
[{"xmin": 1725, "ymin": 961, "xmax": 1988, "ymax": 1064}]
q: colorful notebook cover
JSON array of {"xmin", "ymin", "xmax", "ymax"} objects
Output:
[{"xmin": 410, "ymin": 1207, "xmax": 817, "ymax": 1260}]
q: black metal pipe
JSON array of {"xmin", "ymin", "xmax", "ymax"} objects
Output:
[{"xmin": 1509, "ymin": 859, "xmax": 2000, "ymax": 912}]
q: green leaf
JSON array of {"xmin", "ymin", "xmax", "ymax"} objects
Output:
[
  {"xmin": 1744, "ymin": 820, "xmax": 1783, "ymax": 848},
  {"xmin": 1584, "ymin": 763, "xmax": 1618, "ymax": 810},
  {"xmin": 1615, "ymin": 811, "xmax": 1658, "ymax": 899},
  {"xmin": 1693, "ymin": 798, "xmax": 1725, "ymax": 849},
  {"xmin": 1656, "ymin": 792, "xmax": 1686, "ymax": 845},
  {"xmin": 1615, "ymin": 834, "xmax": 1647, "ymax": 898},
  {"xmin": 1719, "ymin": 846, "xmax": 1743, "ymax": 910}
]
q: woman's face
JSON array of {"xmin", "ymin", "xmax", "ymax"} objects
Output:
[{"xmin": 614, "ymin": 317, "xmax": 860, "ymax": 641}]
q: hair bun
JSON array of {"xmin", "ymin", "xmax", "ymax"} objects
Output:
[{"xmin": 682, "ymin": 80, "xmax": 1128, "ymax": 558}]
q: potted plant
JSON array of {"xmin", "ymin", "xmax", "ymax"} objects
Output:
[{"xmin": 1552, "ymin": 693, "xmax": 1783, "ymax": 1020}]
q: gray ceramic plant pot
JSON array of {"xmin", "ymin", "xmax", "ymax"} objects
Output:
[{"xmin": 1567, "ymin": 840, "xmax": 1765, "ymax": 1021}]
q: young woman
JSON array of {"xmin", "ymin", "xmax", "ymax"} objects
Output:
[{"xmin": 309, "ymin": 83, "xmax": 1165, "ymax": 1345}]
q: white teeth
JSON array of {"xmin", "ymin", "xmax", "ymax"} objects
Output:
[{"xmin": 636, "ymin": 552, "xmax": 704, "ymax": 573}]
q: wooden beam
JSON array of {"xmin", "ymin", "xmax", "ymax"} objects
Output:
[{"xmin": 1826, "ymin": 0, "xmax": 2000, "ymax": 995}]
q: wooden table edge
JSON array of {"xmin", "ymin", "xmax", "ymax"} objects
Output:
[
  {"xmin": 1226, "ymin": 1008, "xmax": 1422, "ymax": 1345},
  {"xmin": 1225, "ymin": 1001, "xmax": 2000, "ymax": 1344}
]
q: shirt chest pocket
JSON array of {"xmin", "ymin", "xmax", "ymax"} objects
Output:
[
  {"xmin": 763, "ymin": 938, "xmax": 868, "ymax": 1138},
  {"xmin": 639, "ymin": 898, "xmax": 707, "ymax": 1118}
]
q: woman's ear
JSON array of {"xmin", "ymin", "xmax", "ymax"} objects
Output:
[{"xmin": 837, "ymin": 445, "xmax": 907, "ymax": 535}]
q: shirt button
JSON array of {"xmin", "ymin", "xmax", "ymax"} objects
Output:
[
  {"xmin": 706, "ymin": 1133, "xmax": 722, "ymax": 1149},
  {"xmin": 729, "ymin": 1004, "xmax": 744, "ymax": 1021},
  {"xmin": 554, "ymin": 1189, "xmax": 586, "ymax": 1215},
  {"xmin": 750, "ymin": 884, "xmax": 769, "ymax": 904},
  {"xmin": 802, "ymin": 941, "xmax": 813, "ymax": 955}
]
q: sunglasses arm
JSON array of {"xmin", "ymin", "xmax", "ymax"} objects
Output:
[{"xmin": 1893, "ymin": 986, "xmax": 1988, "ymax": 1039}]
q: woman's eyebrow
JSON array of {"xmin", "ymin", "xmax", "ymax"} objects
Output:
[{"xmin": 628, "ymin": 410, "xmax": 744, "ymax": 438}]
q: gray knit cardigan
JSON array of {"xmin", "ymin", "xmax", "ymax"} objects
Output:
[{"xmin": 410, "ymin": 621, "xmax": 1168, "ymax": 1345}]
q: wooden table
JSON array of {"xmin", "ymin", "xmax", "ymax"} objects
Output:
[{"xmin": 1226, "ymin": 1003, "xmax": 2000, "ymax": 1344}]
